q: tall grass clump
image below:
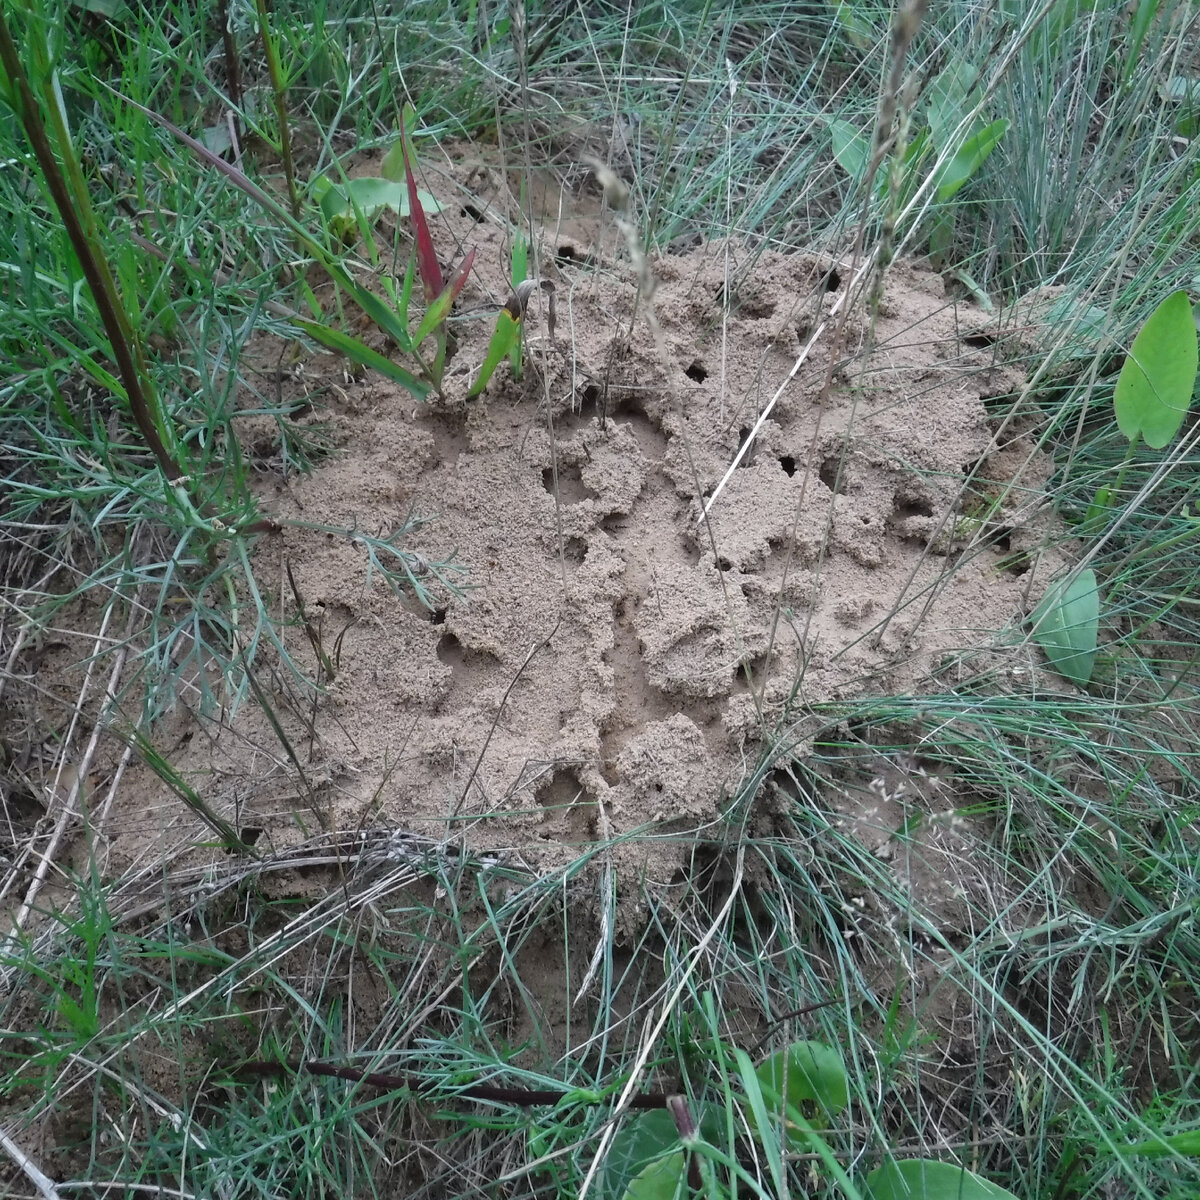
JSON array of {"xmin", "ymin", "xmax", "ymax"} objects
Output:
[{"xmin": 2, "ymin": 2, "xmax": 1200, "ymax": 1200}]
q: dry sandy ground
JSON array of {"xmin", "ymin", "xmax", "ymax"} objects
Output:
[{"xmin": 76, "ymin": 154, "xmax": 1070, "ymax": 926}]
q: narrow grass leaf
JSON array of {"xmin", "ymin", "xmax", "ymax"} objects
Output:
[
  {"xmin": 1123, "ymin": 0, "xmax": 1162, "ymax": 86},
  {"xmin": 509, "ymin": 239, "xmax": 528, "ymax": 375},
  {"xmin": 414, "ymin": 246, "xmax": 476, "ymax": 345},
  {"xmin": 467, "ymin": 307, "xmax": 521, "ymax": 397},
  {"xmin": 865, "ymin": 1160, "xmax": 1018, "ymax": 1200},
  {"xmin": 733, "ymin": 1047, "xmax": 788, "ymax": 1200},
  {"xmin": 1124, "ymin": 1128, "xmax": 1200, "ymax": 1157},
  {"xmin": 294, "ymin": 319, "xmax": 432, "ymax": 396},
  {"xmin": 1031, "ymin": 569, "xmax": 1100, "ymax": 687},
  {"xmin": 1114, "ymin": 289, "xmax": 1198, "ymax": 449},
  {"xmin": 829, "ymin": 117, "xmax": 869, "ymax": 178}
]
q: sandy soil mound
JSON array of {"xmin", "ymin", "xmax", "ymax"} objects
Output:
[{"xmin": 98, "ymin": 168, "xmax": 1063, "ymax": 902}]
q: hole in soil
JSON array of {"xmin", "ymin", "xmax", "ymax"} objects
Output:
[
  {"xmin": 821, "ymin": 267, "xmax": 842, "ymax": 291},
  {"xmin": 460, "ymin": 202, "xmax": 485, "ymax": 222},
  {"xmin": 609, "ymin": 393, "xmax": 669, "ymax": 460},
  {"xmin": 437, "ymin": 631, "xmax": 466, "ymax": 669},
  {"xmin": 239, "ymin": 826, "xmax": 264, "ymax": 848},
  {"xmin": 779, "ymin": 455, "xmax": 796, "ymax": 477},
  {"xmin": 964, "ymin": 332, "xmax": 995, "ymax": 349},
  {"xmin": 685, "ymin": 359, "xmax": 708, "ymax": 383},
  {"xmin": 795, "ymin": 320, "xmax": 811, "ymax": 343},
  {"xmin": 737, "ymin": 654, "xmax": 769, "ymax": 691},
  {"xmin": 601, "ymin": 513, "xmax": 627, "ymax": 534},
  {"xmin": 542, "ymin": 463, "xmax": 593, "ymax": 504},
  {"xmin": 564, "ymin": 536, "xmax": 588, "ymax": 563},
  {"xmin": 997, "ymin": 549, "xmax": 1029, "ymax": 575},
  {"xmin": 742, "ymin": 297, "xmax": 776, "ymax": 319},
  {"xmin": 536, "ymin": 767, "xmax": 596, "ymax": 840},
  {"xmin": 713, "ymin": 284, "xmax": 775, "ymax": 318},
  {"xmin": 537, "ymin": 766, "xmax": 585, "ymax": 809},
  {"xmin": 431, "ymin": 607, "xmax": 447, "ymax": 625},
  {"xmin": 819, "ymin": 456, "xmax": 845, "ymax": 493},
  {"xmin": 894, "ymin": 494, "xmax": 934, "ymax": 519},
  {"xmin": 981, "ymin": 391, "xmax": 1017, "ymax": 413},
  {"xmin": 579, "ymin": 382, "xmax": 601, "ymax": 408},
  {"xmin": 737, "ymin": 426, "xmax": 756, "ymax": 467},
  {"xmin": 716, "ymin": 556, "xmax": 733, "ymax": 572},
  {"xmin": 556, "ymin": 243, "xmax": 592, "ymax": 266}
]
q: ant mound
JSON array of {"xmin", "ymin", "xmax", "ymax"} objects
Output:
[{"xmin": 106, "ymin": 196, "xmax": 1066, "ymax": 927}]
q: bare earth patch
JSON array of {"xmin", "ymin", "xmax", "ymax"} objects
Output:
[{"xmin": 98, "ymin": 169, "xmax": 1067, "ymax": 928}]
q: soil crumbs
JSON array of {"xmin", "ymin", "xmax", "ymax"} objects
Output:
[{"xmin": 100, "ymin": 166, "xmax": 1065, "ymax": 937}]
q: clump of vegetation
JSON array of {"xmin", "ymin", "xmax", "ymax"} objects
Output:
[{"xmin": 2, "ymin": 1, "xmax": 1200, "ymax": 1199}]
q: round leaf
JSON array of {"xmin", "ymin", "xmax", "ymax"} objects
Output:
[
  {"xmin": 1114, "ymin": 290, "xmax": 1198, "ymax": 449},
  {"xmin": 603, "ymin": 1111, "xmax": 681, "ymax": 1200},
  {"xmin": 756, "ymin": 1040, "xmax": 849, "ymax": 1120},
  {"xmin": 1031, "ymin": 569, "xmax": 1100, "ymax": 687},
  {"xmin": 621, "ymin": 1151, "xmax": 686, "ymax": 1200},
  {"xmin": 865, "ymin": 1160, "xmax": 1019, "ymax": 1200}
]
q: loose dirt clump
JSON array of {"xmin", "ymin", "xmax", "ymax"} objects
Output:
[{"xmin": 97, "ymin": 173, "xmax": 1065, "ymax": 922}]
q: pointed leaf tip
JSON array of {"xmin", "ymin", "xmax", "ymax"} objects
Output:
[
  {"xmin": 401, "ymin": 109, "xmax": 443, "ymax": 301},
  {"xmin": 413, "ymin": 248, "xmax": 476, "ymax": 346}
]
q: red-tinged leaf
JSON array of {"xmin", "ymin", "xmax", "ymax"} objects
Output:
[
  {"xmin": 467, "ymin": 308, "xmax": 522, "ymax": 398},
  {"xmin": 414, "ymin": 247, "xmax": 476, "ymax": 345},
  {"xmin": 401, "ymin": 105, "xmax": 443, "ymax": 301}
]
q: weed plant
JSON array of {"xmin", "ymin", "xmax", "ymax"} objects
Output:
[{"xmin": 3, "ymin": 2, "xmax": 1200, "ymax": 1199}]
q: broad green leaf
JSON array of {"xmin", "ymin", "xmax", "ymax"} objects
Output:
[
  {"xmin": 866, "ymin": 1160, "xmax": 1018, "ymax": 1200},
  {"xmin": 1125, "ymin": 1127, "xmax": 1200, "ymax": 1157},
  {"xmin": 935, "ymin": 118, "xmax": 1009, "ymax": 201},
  {"xmin": 756, "ymin": 1040, "xmax": 849, "ymax": 1120},
  {"xmin": 315, "ymin": 175, "xmax": 443, "ymax": 227},
  {"xmin": 1031, "ymin": 569, "xmax": 1100, "ymax": 687},
  {"xmin": 604, "ymin": 1111, "xmax": 681, "ymax": 1200},
  {"xmin": 293, "ymin": 319, "xmax": 432, "ymax": 399},
  {"xmin": 952, "ymin": 269, "xmax": 993, "ymax": 312},
  {"xmin": 467, "ymin": 308, "xmax": 522, "ymax": 398},
  {"xmin": 829, "ymin": 118, "xmax": 869, "ymax": 178},
  {"xmin": 1114, "ymin": 290, "xmax": 1198, "ymax": 449},
  {"xmin": 380, "ymin": 139, "xmax": 404, "ymax": 182},
  {"xmin": 620, "ymin": 1151, "xmax": 686, "ymax": 1200},
  {"xmin": 927, "ymin": 213, "xmax": 954, "ymax": 268},
  {"xmin": 926, "ymin": 63, "xmax": 980, "ymax": 154},
  {"xmin": 830, "ymin": 0, "xmax": 878, "ymax": 51},
  {"xmin": 511, "ymin": 237, "xmax": 528, "ymax": 290}
]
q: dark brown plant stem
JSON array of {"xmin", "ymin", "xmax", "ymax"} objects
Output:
[
  {"xmin": 255, "ymin": 0, "xmax": 300, "ymax": 219},
  {"xmin": 217, "ymin": 0, "xmax": 243, "ymax": 144},
  {"xmin": 239, "ymin": 1059, "xmax": 673, "ymax": 1109},
  {"xmin": 0, "ymin": 10, "xmax": 185, "ymax": 485}
]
